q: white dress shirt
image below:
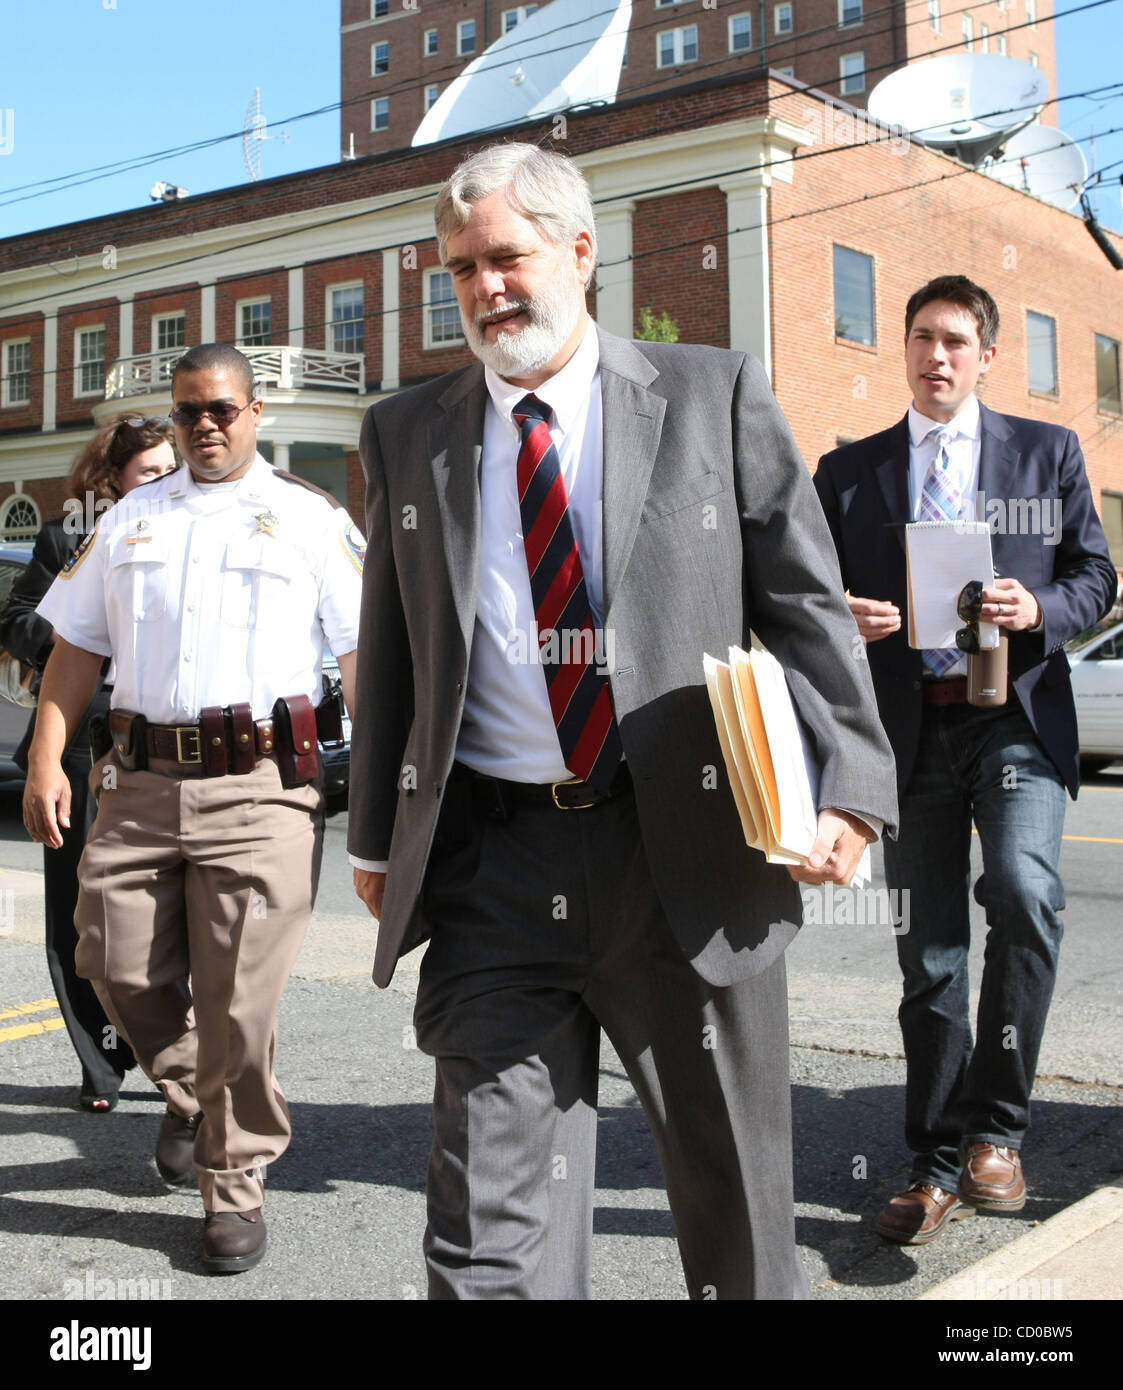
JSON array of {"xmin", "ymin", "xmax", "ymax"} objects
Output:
[
  {"xmin": 907, "ymin": 396, "xmax": 983, "ymax": 678},
  {"xmin": 456, "ymin": 322, "xmax": 605, "ymax": 783},
  {"xmin": 39, "ymin": 454, "xmax": 362, "ymax": 722}
]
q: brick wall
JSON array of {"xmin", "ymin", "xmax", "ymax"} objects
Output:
[
  {"xmin": 767, "ymin": 92, "xmax": 1123, "ymax": 512},
  {"xmin": 633, "ymin": 188, "xmax": 730, "ymax": 347},
  {"xmin": 398, "ymin": 239, "xmax": 477, "ymax": 383},
  {"xmin": 214, "ymin": 270, "xmax": 288, "ymax": 349},
  {"xmin": 56, "ymin": 300, "xmax": 119, "ymax": 427}
]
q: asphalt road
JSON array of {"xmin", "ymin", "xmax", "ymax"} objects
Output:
[{"xmin": 1, "ymin": 766, "xmax": 1120, "ymax": 1304}]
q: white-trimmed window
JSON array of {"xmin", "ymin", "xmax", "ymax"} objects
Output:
[
  {"xmin": 729, "ymin": 13, "xmax": 752, "ymax": 53},
  {"xmin": 424, "ymin": 269, "xmax": 464, "ymax": 349},
  {"xmin": 1027, "ymin": 311, "xmax": 1058, "ymax": 395},
  {"xmin": 1096, "ymin": 334, "xmax": 1122, "ymax": 413},
  {"xmin": 1028, "ymin": 50, "xmax": 1039, "ymax": 68},
  {"xmin": 834, "ymin": 245, "xmax": 875, "ymax": 346},
  {"xmin": 0, "ymin": 494, "xmax": 41, "ymax": 541},
  {"xmin": 371, "ymin": 97, "xmax": 390, "ymax": 131},
  {"xmin": 775, "ymin": 64, "xmax": 795, "ymax": 78},
  {"xmin": 1026, "ymin": 0, "xmax": 1036, "ymax": 26},
  {"xmin": 457, "ymin": 19, "xmax": 476, "ymax": 55},
  {"xmin": 237, "ymin": 298, "xmax": 271, "ymax": 346},
  {"xmin": 979, "ymin": 21, "xmax": 989, "ymax": 52},
  {"xmin": 963, "ymin": 14, "xmax": 974, "ymax": 50},
  {"xmin": 774, "ymin": 3, "xmax": 793, "ymax": 35},
  {"xmin": 838, "ymin": 0, "xmax": 862, "ymax": 26},
  {"xmin": 927, "ymin": 0, "xmax": 939, "ymax": 33},
  {"xmin": 153, "ymin": 311, "xmax": 185, "ymax": 353},
  {"xmin": 1, "ymin": 339, "xmax": 31, "ymax": 408},
  {"xmin": 655, "ymin": 0, "xmax": 689, "ymax": 7},
  {"xmin": 424, "ymin": 28, "xmax": 438, "ymax": 55},
  {"xmin": 371, "ymin": 41, "xmax": 389, "ymax": 76},
  {"xmin": 74, "ymin": 325, "xmax": 105, "ymax": 398},
  {"xmin": 502, "ymin": 5, "xmax": 538, "ymax": 32},
  {"xmin": 657, "ymin": 25, "xmax": 698, "ymax": 68},
  {"xmin": 997, "ymin": 33, "xmax": 1007, "ymax": 55},
  {"xmin": 328, "ymin": 284, "xmax": 364, "ymax": 355},
  {"xmin": 425, "ymin": 83, "xmax": 441, "ymax": 112},
  {"xmin": 839, "ymin": 52, "xmax": 865, "ymax": 94},
  {"xmin": 371, "ymin": 0, "xmax": 388, "ymax": 16}
]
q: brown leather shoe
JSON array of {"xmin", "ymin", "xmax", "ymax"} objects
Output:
[
  {"xmin": 958, "ymin": 1143, "xmax": 1026, "ymax": 1211},
  {"xmin": 201, "ymin": 1208, "xmax": 267, "ymax": 1274},
  {"xmin": 155, "ymin": 1108, "xmax": 201, "ymax": 1185},
  {"xmin": 876, "ymin": 1182, "xmax": 973, "ymax": 1244}
]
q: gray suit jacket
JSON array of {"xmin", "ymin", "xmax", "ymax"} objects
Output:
[{"xmin": 349, "ymin": 326, "xmax": 898, "ymax": 987}]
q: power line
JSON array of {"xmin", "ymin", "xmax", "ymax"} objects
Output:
[{"xmin": 1, "ymin": 0, "xmax": 1116, "ymax": 216}]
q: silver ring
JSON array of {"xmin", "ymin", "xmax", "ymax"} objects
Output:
[{"xmin": 998, "ymin": 603, "xmax": 1004, "ymax": 615}]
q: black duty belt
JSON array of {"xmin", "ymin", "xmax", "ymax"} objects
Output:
[{"xmin": 452, "ymin": 760, "xmax": 633, "ymax": 813}]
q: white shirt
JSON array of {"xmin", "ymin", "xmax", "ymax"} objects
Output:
[
  {"xmin": 39, "ymin": 454, "xmax": 363, "ymax": 722},
  {"xmin": 907, "ymin": 396, "xmax": 982, "ymax": 678},
  {"xmin": 907, "ymin": 395, "xmax": 981, "ymax": 523},
  {"xmin": 455, "ymin": 322, "xmax": 605, "ymax": 783}
]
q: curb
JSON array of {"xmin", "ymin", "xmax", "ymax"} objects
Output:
[{"xmin": 920, "ymin": 1181, "xmax": 1123, "ymax": 1300}]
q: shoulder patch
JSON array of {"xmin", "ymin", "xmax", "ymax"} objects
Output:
[
  {"xmin": 273, "ymin": 469, "xmax": 343, "ymax": 508},
  {"xmin": 340, "ymin": 519, "xmax": 366, "ymax": 574},
  {"xmin": 59, "ymin": 529, "xmax": 96, "ymax": 580}
]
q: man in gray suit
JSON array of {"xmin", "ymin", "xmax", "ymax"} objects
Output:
[{"xmin": 350, "ymin": 143, "xmax": 897, "ymax": 1299}]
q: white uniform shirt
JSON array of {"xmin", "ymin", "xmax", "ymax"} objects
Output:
[
  {"xmin": 38, "ymin": 454, "xmax": 363, "ymax": 723},
  {"xmin": 455, "ymin": 322, "xmax": 605, "ymax": 783}
]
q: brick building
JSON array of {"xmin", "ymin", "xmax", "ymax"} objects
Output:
[
  {"xmin": 341, "ymin": 0, "xmax": 1057, "ymax": 157},
  {"xmin": 2, "ymin": 66, "xmax": 1120, "ymax": 568}
]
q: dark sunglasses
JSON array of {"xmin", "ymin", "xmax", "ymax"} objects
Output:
[
  {"xmin": 169, "ymin": 399, "xmax": 254, "ymax": 429},
  {"xmin": 955, "ymin": 579, "xmax": 986, "ymax": 654}
]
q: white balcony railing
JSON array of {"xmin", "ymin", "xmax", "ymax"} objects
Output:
[{"xmin": 105, "ymin": 345, "xmax": 366, "ymax": 399}]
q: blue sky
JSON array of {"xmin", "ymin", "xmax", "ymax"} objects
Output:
[{"xmin": 1, "ymin": 0, "xmax": 1120, "ymax": 239}]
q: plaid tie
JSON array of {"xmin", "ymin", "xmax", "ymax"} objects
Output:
[
  {"xmin": 514, "ymin": 394, "xmax": 622, "ymax": 788},
  {"xmin": 919, "ymin": 426, "xmax": 963, "ymax": 677}
]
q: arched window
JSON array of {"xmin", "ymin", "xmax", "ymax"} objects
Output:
[{"xmin": 1, "ymin": 494, "xmax": 42, "ymax": 540}]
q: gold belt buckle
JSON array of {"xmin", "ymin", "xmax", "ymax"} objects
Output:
[
  {"xmin": 551, "ymin": 776, "xmax": 598, "ymax": 810},
  {"xmin": 175, "ymin": 726, "xmax": 203, "ymax": 764}
]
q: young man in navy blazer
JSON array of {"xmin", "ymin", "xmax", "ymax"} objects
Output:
[{"xmin": 815, "ymin": 275, "xmax": 1117, "ymax": 1244}]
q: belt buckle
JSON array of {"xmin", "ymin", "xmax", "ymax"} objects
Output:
[
  {"xmin": 175, "ymin": 726, "xmax": 203, "ymax": 764},
  {"xmin": 551, "ymin": 776, "xmax": 598, "ymax": 810}
]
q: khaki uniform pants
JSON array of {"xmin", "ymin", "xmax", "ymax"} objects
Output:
[{"xmin": 75, "ymin": 753, "xmax": 323, "ymax": 1212}]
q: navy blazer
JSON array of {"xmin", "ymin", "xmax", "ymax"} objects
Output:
[{"xmin": 814, "ymin": 404, "xmax": 1118, "ymax": 799}]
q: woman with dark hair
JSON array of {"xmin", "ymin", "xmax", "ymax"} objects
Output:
[{"xmin": 0, "ymin": 414, "xmax": 176, "ymax": 1111}]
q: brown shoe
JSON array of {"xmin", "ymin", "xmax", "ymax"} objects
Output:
[
  {"xmin": 958, "ymin": 1143, "xmax": 1026, "ymax": 1211},
  {"xmin": 876, "ymin": 1182, "xmax": 973, "ymax": 1245},
  {"xmin": 155, "ymin": 1108, "xmax": 201, "ymax": 1185},
  {"xmin": 201, "ymin": 1208, "xmax": 267, "ymax": 1274}
]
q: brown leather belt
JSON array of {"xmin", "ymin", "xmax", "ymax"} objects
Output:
[
  {"xmin": 922, "ymin": 677, "xmax": 969, "ymax": 707},
  {"xmin": 109, "ymin": 695, "xmax": 323, "ymax": 785},
  {"xmin": 146, "ymin": 715, "xmax": 278, "ymax": 767}
]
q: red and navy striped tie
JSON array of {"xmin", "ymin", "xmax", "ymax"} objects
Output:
[{"xmin": 514, "ymin": 393, "xmax": 622, "ymax": 789}]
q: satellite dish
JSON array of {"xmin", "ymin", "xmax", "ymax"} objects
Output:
[
  {"xmin": 413, "ymin": 0, "xmax": 632, "ymax": 147},
  {"xmin": 983, "ymin": 124, "xmax": 1087, "ymax": 212},
  {"xmin": 868, "ymin": 54, "xmax": 1049, "ymax": 165}
]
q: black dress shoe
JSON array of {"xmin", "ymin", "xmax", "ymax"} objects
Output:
[
  {"xmin": 201, "ymin": 1208, "xmax": 267, "ymax": 1274},
  {"xmin": 155, "ymin": 1108, "xmax": 201, "ymax": 1185}
]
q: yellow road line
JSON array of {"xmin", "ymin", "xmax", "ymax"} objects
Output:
[
  {"xmin": 1063, "ymin": 834, "xmax": 1123, "ymax": 844},
  {"xmin": 0, "ymin": 998, "xmax": 59, "ymax": 1021},
  {"xmin": 0, "ymin": 1016, "xmax": 65, "ymax": 1042}
]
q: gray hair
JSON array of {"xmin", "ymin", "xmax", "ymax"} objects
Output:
[{"xmin": 435, "ymin": 143, "xmax": 598, "ymax": 270}]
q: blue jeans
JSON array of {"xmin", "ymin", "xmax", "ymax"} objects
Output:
[{"xmin": 883, "ymin": 702, "xmax": 1067, "ymax": 1191}]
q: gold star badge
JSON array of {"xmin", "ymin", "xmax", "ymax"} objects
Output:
[{"xmin": 254, "ymin": 511, "xmax": 279, "ymax": 537}]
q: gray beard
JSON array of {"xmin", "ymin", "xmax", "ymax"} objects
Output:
[{"xmin": 463, "ymin": 286, "xmax": 581, "ymax": 378}]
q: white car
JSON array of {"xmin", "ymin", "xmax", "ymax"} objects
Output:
[{"xmin": 1067, "ymin": 619, "xmax": 1123, "ymax": 772}]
